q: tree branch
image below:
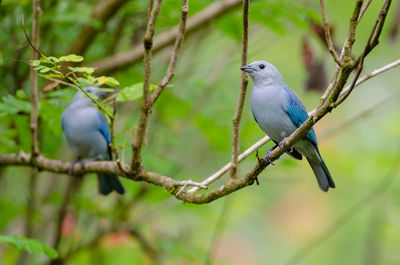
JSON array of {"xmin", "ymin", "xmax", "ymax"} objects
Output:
[
  {"xmin": 87, "ymin": 0, "xmax": 243, "ymax": 74},
  {"xmin": 30, "ymin": 0, "xmax": 40, "ymax": 157},
  {"xmin": 230, "ymin": 0, "xmax": 249, "ymax": 180},
  {"xmin": 319, "ymin": 0, "xmax": 342, "ymax": 66},
  {"xmin": 131, "ymin": 0, "xmax": 163, "ymax": 172},
  {"xmin": 149, "ymin": 0, "xmax": 188, "ymax": 105}
]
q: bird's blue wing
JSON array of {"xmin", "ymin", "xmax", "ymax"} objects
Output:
[
  {"xmin": 282, "ymin": 87, "xmax": 318, "ymax": 147},
  {"xmin": 97, "ymin": 112, "xmax": 111, "ymax": 144}
]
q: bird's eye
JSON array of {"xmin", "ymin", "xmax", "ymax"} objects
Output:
[{"xmin": 259, "ymin": 64, "xmax": 265, "ymax": 69}]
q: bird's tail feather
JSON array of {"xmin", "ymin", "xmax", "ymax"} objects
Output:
[
  {"xmin": 97, "ymin": 173, "xmax": 125, "ymax": 195},
  {"xmin": 306, "ymin": 157, "xmax": 335, "ymax": 192}
]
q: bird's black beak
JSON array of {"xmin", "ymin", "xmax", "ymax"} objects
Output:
[{"xmin": 240, "ymin": 65, "xmax": 253, "ymax": 73}]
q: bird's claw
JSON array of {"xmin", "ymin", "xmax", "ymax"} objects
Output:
[
  {"xmin": 279, "ymin": 137, "xmax": 288, "ymax": 150},
  {"xmin": 265, "ymin": 151, "xmax": 275, "ymax": 165},
  {"xmin": 69, "ymin": 157, "xmax": 82, "ymax": 175}
]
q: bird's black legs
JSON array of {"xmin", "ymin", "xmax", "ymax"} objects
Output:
[
  {"xmin": 278, "ymin": 137, "xmax": 289, "ymax": 150},
  {"xmin": 265, "ymin": 144, "xmax": 277, "ymax": 165},
  {"xmin": 69, "ymin": 156, "xmax": 83, "ymax": 175}
]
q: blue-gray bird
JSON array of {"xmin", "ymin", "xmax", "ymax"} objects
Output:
[
  {"xmin": 61, "ymin": 86, "xmax": 125, "ymax": 195},
  {"xmin": 241, "ymin": 61, "xmax": 335, "ymax": 191}
]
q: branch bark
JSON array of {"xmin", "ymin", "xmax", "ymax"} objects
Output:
[
  {"xmin": 30, "ymin": 0, "xmax": 40, "ymax": 157},
  {"xmin": 319, "ymin": 0, "xmax": 342, "ymax": 65},
  {"xmin": 230, "ymin": 0, "xmax": 249, "ymax": 180},
  {"xmin": 132, "ymin": 0, "xmax": 188, "ymax": 171},
  {"xmin": 131, "ymin": 0, "xmax": 163, "ymax": 172},
  {"xmin": 87, "ymin": 0, "xmax": 243, "ymax": 74}
]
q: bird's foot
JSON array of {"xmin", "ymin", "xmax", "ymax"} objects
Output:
[
  {"xmin": 265, "ymin": 151, "xmax": 275, "ymax": 165},
  {"xmin": 255, "ymin": 176, "xmax": 260, "ymax": 185},
  {"xmin": 279, "ymin": 137, "xmax": 288, "ymax": 150},
  {"xmin": 79, "ymin": 155, "xmax": 103, "ymax": 169},
  {"xmin": 264, "ymin": 144, "xmax": 277, "ymax": 165},
  {"xmin": 69, "ymin": 156, "xmax": 83, "ymax": 175}
]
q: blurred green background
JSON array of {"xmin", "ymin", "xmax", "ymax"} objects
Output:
[{"xmin": 1, "ymin": 0, "xmax": 400, "ymax": 264}]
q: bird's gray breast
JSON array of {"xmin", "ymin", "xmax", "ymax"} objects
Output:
[
  {"xmin": 250, "ymin": 85, "xmax": 297, "ymax": 142},
  {"xmin": 61, "ymin": 106, "xmax": 108, "ymax": 159}
]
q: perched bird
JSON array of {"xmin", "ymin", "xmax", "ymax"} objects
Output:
[
  {"xmin": 61, "ymin": 86, "xmax": 125, "ymax": 195},
  {"xmin": 241, "ymin": 61, "xmax": 335, "ymax": 191}
]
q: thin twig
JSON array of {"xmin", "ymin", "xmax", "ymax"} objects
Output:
[
  {"xmin": 319, "ymin": 0, "xmax": 342, "ymax": 65},
  {"xmin": 358, "ymin": 0, "xmax": 373, "ymax": 22},
  {"xmin": 150, "ymin": 0, "xmax": 189, "ymax": 105},
  {"xmin": 131, "ymin": 0, "xmax": 163, "ymax": 172},
  {"xmin": 28, "ymin": 0, "xmax": 41, "ymax": 157},
  {"xmin": 230, "ymin": 0, "xmax": 249, "ymax": 180}
]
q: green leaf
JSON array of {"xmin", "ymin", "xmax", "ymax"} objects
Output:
[
  {"xmin": 0, "ymin": 235, "xmax": 58, "ymax": 259},
  {"xmin": 31, "ymin": 60, "xmax": 41, "ymax": 66},
  {"xmin": 97, "ymin": 76, "xmax": 120, "ymax": 87},
  {"xmin": 41, "ymin": 73, "xmax": 64, "ymax": 79},
  {"xmin": 68, "ymin": 66, "xmax": 95, "ymax": 74},
  {"xmin": 0, "ymin": 95, "xmax": 31, "ymax": 116},
  {"xmin": 116, "ymin": 82, "xmax": 156, "ymax": 102},
  {"xmin": 59, "ymin": 54, "xmax": 84, "ymax": 62},
  {"xmin": 47, "ymin": 56, "xmax": 60, "ymax": 63},
  {"xmin": 15, "ymin": 90, "xmax": 26, "ymax": 99},
  {"xmin": 77, "ymin": 76, "xmax": 97, "ymax": 87},
  {"xmin": 98, "ymin": 88, "xmax": 114, "ymax": 93},
  {"xmin": 39, "ymin": 67, "xmax": 51, "ymax": 74},
  {"xmin": 104, "ymin": 77, "xmax": 120, "ymax": 87}
]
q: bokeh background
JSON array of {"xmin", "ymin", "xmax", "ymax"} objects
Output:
[{"xmin": 1, "ymin": 0, "xmax": 400, "ymax": 264}]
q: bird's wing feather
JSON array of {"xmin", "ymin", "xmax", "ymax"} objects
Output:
[
  {"xmin": 282, "ymin": 87, "xmax": 318, "ymax": 147},
  {"xmin": 97, "ymin": 112, "xmax": 112, "ymax": 159}
]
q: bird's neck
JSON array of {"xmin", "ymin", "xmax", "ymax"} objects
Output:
[{"xmin": 253, "ymin": 76, "xmax": 286, "ymax": 88}]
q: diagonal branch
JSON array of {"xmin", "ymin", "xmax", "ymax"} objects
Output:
[
  {"xmin": 230, "ymin": 0, "xmax": 249, "ymax": 180},
  {"xmin": 87, "ymin": 0, "xmax": 243, "ymax": 74}
]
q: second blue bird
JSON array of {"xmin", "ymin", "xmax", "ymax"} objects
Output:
[
  {"xmin": 241, "ymin": 61, "xmax": 335, "ymax": 191},
  {"xmin": 61, "ymin": 86, "xmax": 125, "ymax": 195}
]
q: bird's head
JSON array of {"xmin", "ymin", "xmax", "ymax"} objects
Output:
[
  {"xmin": 240, "ymin": 60, "xmax": 284, "ymax": 86},
  {"xmin": 72, "ymin": 86, "xmax": 108, "ymax": 106}
]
